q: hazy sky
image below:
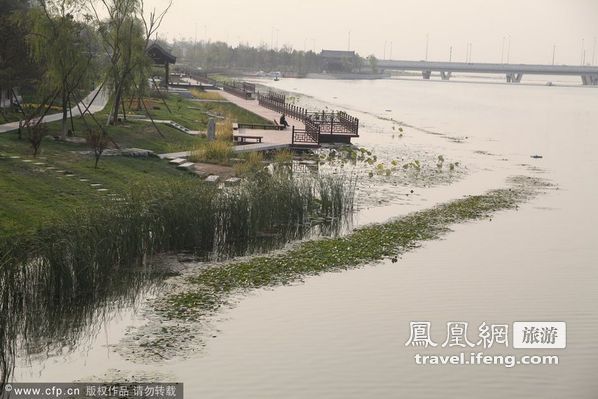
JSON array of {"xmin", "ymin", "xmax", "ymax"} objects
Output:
[{"xmin": 145, "ymin": 0, "xmax": 598, "ymax": 65}]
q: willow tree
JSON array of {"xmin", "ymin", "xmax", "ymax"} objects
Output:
[
  {"xmin": 0, "ymin": 0, "xmax": 40, "ymax": 122},
  {"xmin": 88, "ymin": 0, "xmax": 171, "ymax": 125},
  {"xmin": 28, "ymin": 0, "xmax": 95, "ymax": 138}
]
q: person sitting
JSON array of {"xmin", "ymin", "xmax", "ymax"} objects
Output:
[{"xmin": 279, "ymin": 114, "xmax": 289, "ymax": 128}]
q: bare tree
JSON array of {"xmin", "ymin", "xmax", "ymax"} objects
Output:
[
  {"xmin": 86, "ymin": 128, "xmax": 110, "ymax": 168},
  {"xmin": 23, "ymin": 120, "xmax": 48, "ymax": 157}
]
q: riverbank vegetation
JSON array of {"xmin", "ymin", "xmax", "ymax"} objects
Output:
[
  {"xmin": 0, "ymin": 171, "xmax": 356, "ymax": 379},
  {"xmin": 157, "ymin": 177, "xmax": 550, "ymax": 324}
]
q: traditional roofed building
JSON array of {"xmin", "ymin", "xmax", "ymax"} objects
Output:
[{"xmin": 146, "ymin": 43, "xmax": 177, "ymax": 88}]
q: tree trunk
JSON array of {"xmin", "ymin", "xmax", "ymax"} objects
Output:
[
  {"xmin": 61, "ymin": 89, "xmax": 68, "ymax": 139},
  {"xmin": 111, "ymin": 85, "xmax": 123, "ymax": 125}
]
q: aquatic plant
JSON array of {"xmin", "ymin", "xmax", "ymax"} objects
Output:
[
  {"xmin": 273, "ymin": 149, "xmax": 294, "ymax": 164},
  {"xmin": 0, "ymin": 172, "xmax": 356, "ymax": 381},
  {"xmin": 155, "ymin": 176, "xmax": 551, "ymax": 333},
  {"xmin": 234, "ymin": 151, "xmax": 264, "ymax": 176}
]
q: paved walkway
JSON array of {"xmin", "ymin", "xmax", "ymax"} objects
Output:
[
  {"xmin": 219, "ymin": 91, "xmax": 306, "ymax": 130},
  {"xmin": 0, "ymin": 88, "xmax": 108, "ymax": 134}
]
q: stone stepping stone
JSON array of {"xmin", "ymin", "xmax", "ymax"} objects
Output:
[
  {"xmin": 9, "ymin": 156, "xmax": 21, "ymax": 159},
  {"xmin": 22, "ymin": 159, "xmax": 33, "ymax": 163},
  {"xmin": 224, "ymin": 177, "xmax": 242, "ymax": 186},
  {"xmin": 34, "ymin": 162, "xmax": 46, "ymax": 166},
  {"xmin": 79, "ymin": 178, "xmax": 89, "ymax": 182},
  {"xmin": 169, "ymin": 158, "xmax": 187, "ymax": 165},
  {"xmin": 46, "ymin": 166, "xmax": 57, "ymax": 170},
  {"xmin": 56, "ymin": 170, "xmax": 65, "ymax": 174},
  {"xmin": 176, "ymin": 162, "xmax": 195, "ymax": 170},
  {"xmin": 90, "ymin": 183, "xmax": 102, "ymax": 187},
  {"xmin": 65, "ymin": 174, "xmax": 75, "ymax": 177},
  {"xmin": 205, "ymin": 175, "xmax": 220, "ymax": 183},
  {"xmin": 97, "ymin": 188, "xmax": 109, "ymax": 192}
]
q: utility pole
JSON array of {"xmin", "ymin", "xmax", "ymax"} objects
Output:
[
  {"xmin": 348, "ymin": 31, "xmax": 351, "ymax": 51},
  {"xmin": 425, "ymin": 34, "xmax": 429, "ymax": 61},
  {"xmin": 552, "ymin": 44, "xmax": 556, "ymax": 65},
  {"xmin": 506, "ymin": 36, "xmax": 511, "ymax": 63},
  {"xmin": 384, "ymin": 41, "xmax": 387, "ymax": 60},
  {"xmin": 501, "ymin": 36, "xmax": 505, "ymax": 63},
  {"xmin": 581, "ymin": 38, "xmax": 585, "ymax": 65},
  {"xmin": 449, "ymin": 45, "xmax": 452, "ymax": 62}
]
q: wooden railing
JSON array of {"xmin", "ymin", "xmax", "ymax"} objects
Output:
[
  {"xmin": 257, "ymin": 93, "xmax": 308, "ymax": 121},
  {"xmin": 237, "ymin": 122, "xmax": 284, "ymax": 131},
  {"xmin": 242, "ymin": 82, "xmax": 256, "ymax": 93},
  {"xmin": 258, "ymin": 90, "xmax": 359, "ymax": 146},
  {"xmin": 292, "ymin": 119, "xmax": 320, "ymax": 146},
  {"xmin": 307, "ymin": 110, "xmax": 359, "ymax": 135},
  {"xmin": 266, "ymin": 91, "xmax": 286, "ymax": 104},
  {"xmin": 223, "ymin": 82, "xmax": 252, "ymax": 99}
]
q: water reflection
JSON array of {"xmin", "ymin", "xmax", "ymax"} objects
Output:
[{"xmin": 0, "ymin": 170, "xmax": 354, "ymax": 383}]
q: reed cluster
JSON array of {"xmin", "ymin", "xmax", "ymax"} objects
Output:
[{"xmin": 0, "ymin": 172, "xmax": 356, "ymax": 381}]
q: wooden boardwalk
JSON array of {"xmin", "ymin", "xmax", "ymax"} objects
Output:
[
  {"xmin": 159, "ymin": 90, "xmax": 313, "ymax": 160},
  {"xmin": 221, "ymin": 90, "xmax": 305, "ymax": 127},
  {"xmin": 219, "ymin": 91, "xmax": 312, "ymax": 152}
]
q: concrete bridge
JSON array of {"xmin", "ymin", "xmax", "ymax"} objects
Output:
[{"xmin": 377, "ymin": 60, "xmax": 598, "ymax": 85}]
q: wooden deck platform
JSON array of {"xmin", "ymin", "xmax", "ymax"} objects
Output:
[{"xmin": 220, "ymin": 91, "xmax": 306, "ymax": 151}]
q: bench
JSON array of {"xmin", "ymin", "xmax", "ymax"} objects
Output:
[{"xmin": 233, "ymin": 135, "xmax": 263, "ymax": 144}]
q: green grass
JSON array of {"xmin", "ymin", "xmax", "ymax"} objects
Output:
[
  {"xmin": 137, "ymin": 94, "xmax": 271, "ymax": 131},
  {"xmin": 0, "ymin": 150, "xmax": 190, "ymax": 236},
  {"xmin": 0, "ymin": 91, "xmax": 278, "ymax": 236}
]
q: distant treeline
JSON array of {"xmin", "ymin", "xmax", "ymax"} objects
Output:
[{"xmin": 168, "ymin": 41, "xmax": 373, "ymax": 74}]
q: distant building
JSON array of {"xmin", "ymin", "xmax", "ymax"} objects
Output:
[{"xmin": 319, "ymin": 50, "xmax": 358, "ymax": 72}]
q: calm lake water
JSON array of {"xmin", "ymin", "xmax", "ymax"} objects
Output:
[{"xmin": 14, "ymin": 76, "xmax": 598, "ymax": 398}]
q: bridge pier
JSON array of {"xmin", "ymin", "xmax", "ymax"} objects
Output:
[
  {"xmin": 422, "ymin": 70, "xmax": 432, "ymax": 80},
  {"xmin": 440, "ymin": 71, "xmax": 452, "ymax": 81},
  {"xmin": 506, "ymin": 73, "xmax": 523, "ymax": 83},
  {"xmin": 581, "ymin": 74, "xmax": 598, "ymax": 86}
]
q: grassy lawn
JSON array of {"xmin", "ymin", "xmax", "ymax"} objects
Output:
[
  {"xmin": 0, "ymin": 91, "xmax": 271, "ymax": 236},
  {"xmin": 0, "ymin": 133, "xmax": 193, "ymax": 236},
  {"xmin": 125, "ymin": 92, "xmax": 270, "ymax": 132}
]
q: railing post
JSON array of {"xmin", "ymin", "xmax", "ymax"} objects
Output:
[{"xmin": 292, "ymin": 126, "xmax": 295, "ymax": 145}]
